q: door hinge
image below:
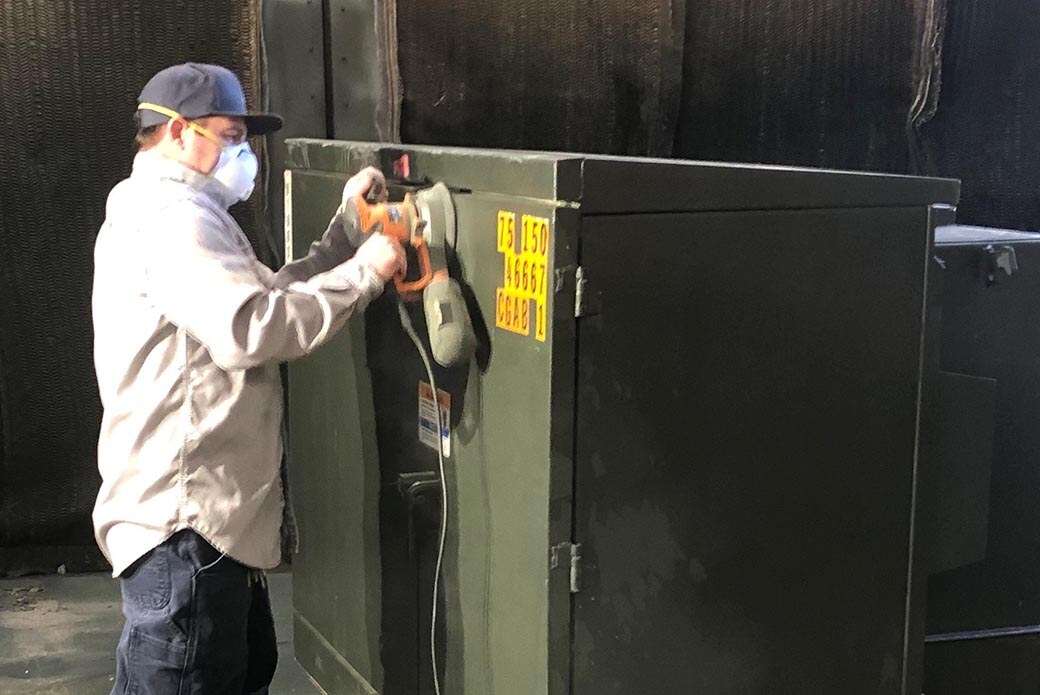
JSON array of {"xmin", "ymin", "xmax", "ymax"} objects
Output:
[
  {"xmin": 551, "ymin": 542, "xmax": 583, "ymax": 593},
  {"xmin": 574, "ymin": 266, "xmax": 600, "ymax": 318}
]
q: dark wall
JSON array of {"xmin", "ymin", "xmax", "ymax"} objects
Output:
[
  {"xmin": 396, "ymin": 0, "xmax": 1038, "ymax": 232},
  {"xmin": 397, "ymin": 0, "xmax": 687, "ymax": 157},
  {"xmin": 2, "ymin": 0, "xmax": 1037, "ymax": 574},
  {"xmin": 675, "ymin": 0, "xmax": 936, "ymax": 173},
  {"xmin": 920, "ymin": 0, "xmax": 1040, "ymax": 231},
  {"xmin": 0, "ymin": 0, "xmax": 265, "ymax": 574}
]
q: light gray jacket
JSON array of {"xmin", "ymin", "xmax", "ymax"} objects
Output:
[{"xmin": 92, "ymin": 150, "xmax": 380, "ymax": 576}]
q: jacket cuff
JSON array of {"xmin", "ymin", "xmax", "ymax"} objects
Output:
[{"xmin": 330, "ymin": 258, "xmax": 386, "ymax": 298}]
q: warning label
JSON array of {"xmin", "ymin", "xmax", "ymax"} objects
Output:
[{"xmin": 418, "ymin": 382, "xmax": 451, "ymax": 457}]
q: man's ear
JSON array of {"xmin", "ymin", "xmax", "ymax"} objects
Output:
[{"xmin": 167, "ymin": 118, "xmax": 187, "ymax": 148}]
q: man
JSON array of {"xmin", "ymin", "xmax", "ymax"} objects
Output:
[{"xmin": 92, "ymin": 63, "xmax": 404, "ymax": 694}]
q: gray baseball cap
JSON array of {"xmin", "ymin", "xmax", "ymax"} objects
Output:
[{"xmin": 137, "ymin": 63, "xmax": 283, "ymax": 135}]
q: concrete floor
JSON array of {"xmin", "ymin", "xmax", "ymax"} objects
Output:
[{"xmin": 0, "ymin": 570, "xmax": 320, "ymax": 694}]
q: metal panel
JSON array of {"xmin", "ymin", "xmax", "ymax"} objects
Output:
[
  {"xmin": 573, "ymin": 207, "xmax": 933, "ymax": 694},
  {"xmin": 286, "ymin": 140, "xmax": 958, "ymax": 215},
  {"xmin": 287, "ymin": 139, "xmax": 954, "ymax": 695},
  {"xmin": 925, "ymin": 634, "xmax": 1040, "ymax": 695},
  {"xmin": 286, "ymin": 139, "xmax": 584, "ymax": 203},
  {"xmin": 326, "ymin": 0, "xmax": 398, "ymax": 141},
  {"xmin": 286, "ymin": 144, "xmax": 578, "ymax": 694},
  {"xmin": 261, "ymin": 0, "xmax": 328, "ymax": 263},
  {"xmin": 286, "ymin": 170, "xmax": 384, "ymax": 694},
  {"xmin": 926, "ymin": 234, "xmax": 1040, "ymax": 637},
  {"xmin": 578, "ymin": 156, "xmax": 959, "ymax": 214},
  {"xmin": 546, "ymin": 205, "xmax": 581, "ymax": 695},
  {"xmin": 366, "ymin": 190, "xmax": 573, "ymax": 695},
  {"xmin": 936, "ymin": 225, "xmax": 1040, "ymax": 245},
  {"xmin": 917, "ymin": 371, "xmax": 995, "ymax": 575}
]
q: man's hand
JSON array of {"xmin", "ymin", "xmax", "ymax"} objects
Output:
[
  {"xmin": 354, "ymin": 233, "xmax": 406, "ymax": 283},
  {"xmin": 331, "ymin": 166, "xmax": 388, "ymax": 250},
  {"xmin": 343, "ymin": 166, "xmax": 387, "ymax": 206}
]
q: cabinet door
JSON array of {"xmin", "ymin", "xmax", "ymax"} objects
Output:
[{"xmin": 573, "ymin": 207, "xmax": 932, "ymax": 695}]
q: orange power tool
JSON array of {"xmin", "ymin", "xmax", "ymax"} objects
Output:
[
  {"xmin": 351, "ymin": 182, "xmax": 477, "ymax": 368},
  {"xmin": 353, "ymin": 192, "xmax": 447, "ymax": 300}
]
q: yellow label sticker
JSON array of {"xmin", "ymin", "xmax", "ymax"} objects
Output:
[{"xmin": 496, "ymin": 211, "xmax": 549, "ymax": 341}]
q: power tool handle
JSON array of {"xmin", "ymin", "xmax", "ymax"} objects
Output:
[
  {"xmin": 394, "ymin": 237, "xmax": 436, "ymax": 299},
  {"xmin": 353, "ymin": 195, "xmax": 381, "ymax": 235}
]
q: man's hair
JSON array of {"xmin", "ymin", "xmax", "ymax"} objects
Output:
[{"xmin": 133, "ymin": 112, "xmax": 164, "ymax": 151}]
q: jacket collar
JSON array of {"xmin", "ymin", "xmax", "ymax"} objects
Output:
[{"xmin": 132, "ymin": 149, "xmax": 236, "ymax": 209}]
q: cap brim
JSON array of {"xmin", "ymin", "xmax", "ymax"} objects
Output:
[
  {"xmin": 210, "ymin": 111, "xmax": 284, "ymax": 135},
  {"xmin": 140, "ymin": 109, "xmax": 285, "ymax": 136}
]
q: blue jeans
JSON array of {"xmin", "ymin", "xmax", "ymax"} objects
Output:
[{"xmin": 110, "ymin": 530, "xmax": 277, "ymax": 695}]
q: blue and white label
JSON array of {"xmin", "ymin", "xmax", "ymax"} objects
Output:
[{"xmin": 418, "ymin": 382, "xmax": 451, "ymax": 457}]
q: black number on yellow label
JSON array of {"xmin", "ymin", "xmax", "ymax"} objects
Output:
[
  {"xmin": 498, "ymin": 211, "xmax": 550, "ymax": 342},
  {"xmin": 498, "ymin": 211, "xmax": 516, "ymax": 253}
]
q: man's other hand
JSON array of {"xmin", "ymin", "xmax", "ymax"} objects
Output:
[{"xmin": 342, "ymin": 166, "xmax": 387, "ymax": 206}]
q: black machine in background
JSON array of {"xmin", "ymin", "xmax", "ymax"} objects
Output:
[{"xmin": 924, "ymin": 225, "xmax": 1040, "ymax": 694}]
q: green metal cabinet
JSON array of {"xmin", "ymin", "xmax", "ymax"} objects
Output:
[{"xmin": 283, "ymin": 139, "xmax": 959, "ymax": 695}]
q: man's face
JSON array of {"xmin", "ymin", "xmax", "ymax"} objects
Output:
[{"xmin": 158, "ymin": 115, "xmax": 248, "ymax": 175}]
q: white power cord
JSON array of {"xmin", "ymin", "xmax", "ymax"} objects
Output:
[{"xmin": 397, "ymin": 299, "xmax": 448, "ymax": 695}]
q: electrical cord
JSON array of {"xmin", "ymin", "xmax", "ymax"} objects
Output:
[{"xmin": 397, "ymin": 298, "xmax": 448, "ymax": 695}]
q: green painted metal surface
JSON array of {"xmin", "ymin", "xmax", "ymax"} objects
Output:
[
  {"xmin": 286, "ymin": 170, "xmax": 384, "ymax": 693},
  {"xmin": 285, "ymin": 139, "xmax": 959, "ymax": 695},
  {"xmin": 286, "ymin": 145, "xmax": 579, "ymax": 695},
  {"xmin": 285, "ymin": 138, "xmax": 959, "ymax": 214},
  {"xmin": 573, "ymin": 207, "xmax": 934, "ymax": 694}
]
